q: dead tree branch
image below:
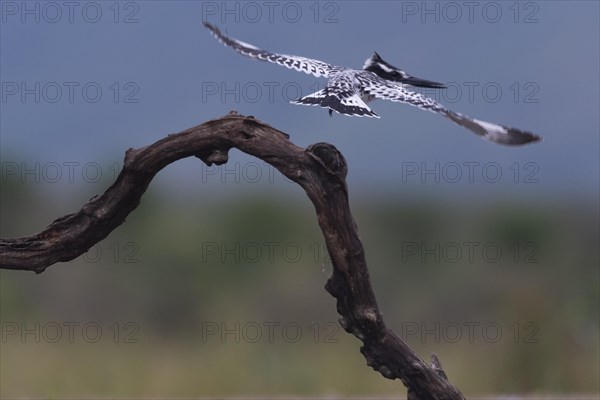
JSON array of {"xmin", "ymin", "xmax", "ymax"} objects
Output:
[{"xmin": 0, "ymin": 111, "xmax": 466, "ymax": 400}]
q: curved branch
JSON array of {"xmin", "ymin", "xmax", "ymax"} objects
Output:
[{"xmin": 0, "ymin": 111, "xmax": 466, "ymax": 400}]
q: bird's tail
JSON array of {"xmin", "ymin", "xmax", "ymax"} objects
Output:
[{"xmin": 291, "ymin": 89, "xmax": 380, "ymax": 118}]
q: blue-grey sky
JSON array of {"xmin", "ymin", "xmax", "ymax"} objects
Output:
[{"xmin": 1, "ymin": 1, "xmax": 598, "ymax": 198}]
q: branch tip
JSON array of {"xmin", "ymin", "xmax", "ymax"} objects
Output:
[{"xmin": 431, "ymin": 353, "xmax": 449, "ymax": 380}]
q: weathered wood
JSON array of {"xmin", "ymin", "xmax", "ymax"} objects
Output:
[{"xmin": 0, "ymin": 111, "xmax": 466, "ymax": 400}]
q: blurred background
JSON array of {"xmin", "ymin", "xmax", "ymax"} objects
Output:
[{"xmin": 1, "ymin": 1, "xmax": 598, "ymax": 398}]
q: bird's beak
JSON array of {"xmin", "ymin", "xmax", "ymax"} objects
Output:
[{"xmin": 401, "ymin": 76, "xmax": 447, "ymax": 89}]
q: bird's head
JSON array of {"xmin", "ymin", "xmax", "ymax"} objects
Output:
[{"xmin": 363, "ymin": 52, "xmax": 446, "ymax": 89}]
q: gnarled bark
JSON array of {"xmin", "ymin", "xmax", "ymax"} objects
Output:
[{"xmin": 0, "ymin": 111, "xmax": 466, "ymax": 400}]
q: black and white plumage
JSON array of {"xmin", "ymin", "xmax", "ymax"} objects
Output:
[{"xmin": 204, "ymin": 22, "xmax": 541, "ymax": 146}]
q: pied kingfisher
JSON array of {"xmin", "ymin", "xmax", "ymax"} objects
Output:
[{"xmin": 204, "ymin": 23, "xmax": 541, "ymax": 146}]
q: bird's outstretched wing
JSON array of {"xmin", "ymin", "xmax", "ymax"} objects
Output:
[
  {"xmin": 204, "ymin": 22, "xmax": 336, "ymax": 78},
  {"xmin": 357, "ymin": 73, "xmax": 542, "ymax": 145}
]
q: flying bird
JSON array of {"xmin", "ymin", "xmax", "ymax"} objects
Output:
[{"xmin": 204, "ymin": 22, "xmax": 541, "ymax": 146}]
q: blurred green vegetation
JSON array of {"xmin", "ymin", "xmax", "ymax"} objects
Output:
[{"xmin": 0, "ymin": 169, "xmax": 598, "ymax": 398}]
